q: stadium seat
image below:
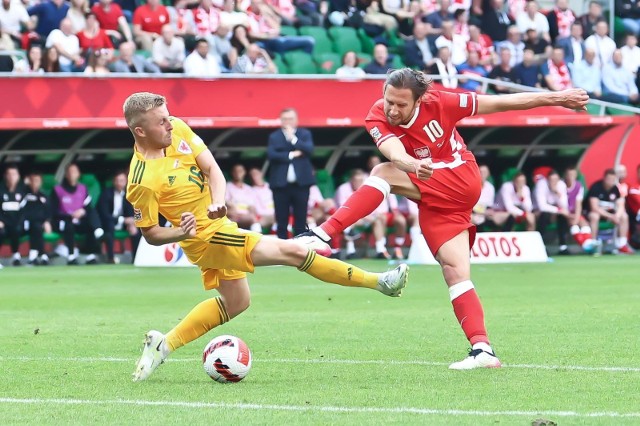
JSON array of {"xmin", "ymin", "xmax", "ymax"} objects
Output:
[
  {"xmin": 328, "ymin": 27, "xmax": 362, "ymax": 56},
  {"xmin": 79, "ymin": 174, "xmax": 101, "ymax": 207},
  {"xmin": 391, "ymin": 54, "xmax": 405, "ymax": 69},
  {"xmin": 385, "ymin": 30, "xmax": 405, "ymax": 56},
  {"xmin": 299, "ymin": 26, "xmax": 332, "ymax": 54},
  {"xmin": 272, "ymin": 54, "xmax": 290, "ymax": 74},
  {"xmin": 34, "ymin": 153, "xmax": 64, "ymax": 165},
  {"xmin": 314, "ymin": 52, "xmax": 341, "ymax": 74},
  {"xmin": 315, "ymin": 169, "xmax": 335, "ymax": 198},
  {"xmin": 357, "ymin": 28, "xmax": 376, "ymax": 55},
  {"xmin": 283, "ymin": 51, "xmax": 317, "ymax": 74},
  {"xmin": 41, "ymin": 174, "xmax": 57, "ymax": 196},
  {"xmin": 280, "ymin": 25, "xmax": 298, "ymax": 37},
  {"xmin": 500, "ymin": 167, "xmax": 521, "ymax": 186},
  {"xmin": 357, "ymin": 52, "xmax": 372, "ymax": 68},
  {"xmin": 135, "ymin": 49, "xmax": 151, "ymax": 59}
]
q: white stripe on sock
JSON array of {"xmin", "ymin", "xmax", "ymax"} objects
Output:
[
  {"xmin": 363, "ymin": 176, "xmax": 391, "ymax": 198},
  {"xmin": 449, "ymin": 280, "xmax": 475, "ymax": 301}
]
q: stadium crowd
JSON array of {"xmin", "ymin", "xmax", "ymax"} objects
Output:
[{"xmin": 0, "ymin": 0, "xmax": 640, "ymax": 102}]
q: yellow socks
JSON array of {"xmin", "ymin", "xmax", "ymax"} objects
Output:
[
  {"xmin": 165, "ymin": 297, "xmax": 229, "ymax": 351},
  {"xmin": 298, "ymin": 250, "xmax": 378, "ymax": 289}
]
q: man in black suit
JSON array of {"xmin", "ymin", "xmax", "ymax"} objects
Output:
[
  {"xmin": 556, "ymin": 22, "xmax": 585, "ymax": 65},
  {"xmin": 267, "ymin": 108, "xmax": 315, "ymax": 239},
  {"xmin": 97, "ymin": 170, "xmax": 140, "ymax": 263}
]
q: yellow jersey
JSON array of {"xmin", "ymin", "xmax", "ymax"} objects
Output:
[{"xmin": 126, "ymin": 117, "xmax": 225, "ymax": 254}]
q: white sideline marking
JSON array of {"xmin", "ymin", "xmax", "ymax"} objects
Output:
[
  {"xmin": 0, "ymin": 397, "xmax": 639, "ymax": 419},
  {"xmin": 1, "ymin": 356, "xmax": 640, "ymax": 373}
]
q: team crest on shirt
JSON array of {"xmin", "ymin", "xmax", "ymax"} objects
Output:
[
  {"xmin": 133, "ymin": 208, "xmax": 142, "ymax": 222},
  {"xmin": 414, "ymin": 147, "xmax": 431, "ymax": 159},
  {"xmin": 369, "ymin": 127, "xmax": 382, "ymax": 142},
  {"xmin": 168, "ymin": 176, "xmax": 176, "ymax": 186},
  {"xmin": 178, "ymin": 140, "xmax": 192, "ymax": 154}
]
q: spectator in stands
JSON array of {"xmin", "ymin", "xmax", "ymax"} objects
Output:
[
  {"xmin": 307, "ymin": 184, "xmax": 336, "ymax": 230},
  {"xmin": 21, "ymin": 171, "xmax": 52, "ymax": 266},
  {"xmin": 488, "ymin": 47, "xmax": 516, "ymax": 93},
  {"xmin": 28, "ymin": 0, "xmax": 69, "ymax": 39},
  {"xmin": 616, "ymin": 163, "xmax": 628, "ymax": 199},
  {"xmin": 467, "ymin": 24, "xmax": 493, "ymax": 69},
  {"xmin": 336, "ymin": 50, "xmax": 366, "ymax": 77},
  {"xmin": 626, "ymin": 164, "xmax": 640, "ymax": 248},
  {"xmin": 263, "ymin": 0, "xmax": 297, "ymax": 26},
  {"xmin": 620, "ymin": 33, "xmax": 640, "ymax": 76},
  {"xmin": 184, "ymin": 37, "xmax": 221, "ymax": 76},
  {"xmin": 577, "ymin": 0, "xmax": 604, "ymax": 39},
  {"xmin": 152, "ymin": 24, "xmax": 185, "ymax": 73},
  {"xmin": 226, "ymin": 164, "xmax": 262, "ymax": 232},
  {"xmin": 112, "ymin": 41, "xmax": 161, "ymax": 73},
  {"xmin": 294, "ymin": 0, "xmax": 326, "ymax": 27},
  {"xmin": 601, "ymin": 49, "xmax": 639, "ymax": 104},
  {"xmin": 43, "ymin": 46, "xmax": 61, "ymax": 72},
  {"xmin": 327, "ymin": 0, "xmax": 367, "ymax": 29},
  {"xmin": 83, "ymin": 48, "xmax": 111, "ymax": 74},
  {"xmin": 51, "ymin": 163, "xmax": 104, "ymax": 265},
  {"xmin": 541, "ymin": 46, "xmax": 573, "ymax": 91},
  {"xmin": 132, "ymin": 0, "xmax": 170, "ymax": 51},
  {"xmin": 534, "ymin": 170, "xmax": 570, "ymax": 254},
  {"xmin": 77, "ymin": 12, "xmax": 114, "ymax": 56},
  {"xmin": 219, "ymin": 0, "xmax": 250, "ymax": 28},
  {"xmin": 246, "ymin": 0, "xmax": 314, "ymax": 54},
  {"xmin": 67, "ymin": 0, "xmax": 88, "ymax": 34},
  {"xmin": 617, "ymin": 0, "xmax": 640, "ymax": 36},
  {"xmin": 92, "ymin": 0, "xmax": 133, "ymax": 47},
  {"xmin": 380, "ymin": 0, "xmax": 418, "ymax": 36},
  {"xmin": 556, "ymin": 22, "xmax": 584, "ymax": 65},
  {"xmin": 563, "ymin": 165, "xmax": 593, "ymax": 250},
  {"xmin": 471, "ymin": 164, "xmax": 495, "ymax": 229},
  {"xmin": 435, "ymin": 20, "xmax": 467, "ymax": 65},
  {"xmin": 248, "ymin": 167, "xmax": 275, "ymax": 232},
  {"xmin": 418, "ymin": 0, "xmax": 439, "ymax": 18},
  {"xmin": 404, "ymin": 21, "xmax": 434, "ymax": 69},
  {"xmin": 497, "ymin": 25, "xmax": 524, "ymax": 67},
  {"xmin": 231, "ymin": 42, "xmax": 277, "ymax": 73},
  {"xmin": 424, "ymin": 0, "xmax": 453, "ymax": 39},
  {"xmin": 428, "ymin": 46, "xmax": 458, "ymax": 88},
  {"xmin": 457, "ymin": 50, "xmax": 486, "ymax": 92},
  {"xmin": 480, "ymin": 0, "xmax": 512, "ymax": 42},
  {"xmin": 396, "ymin": 194, "xmax": 419, "ymax": 243},
  {"xmin": 570, "ymin": 48, "xmax": 601, "ymax": 98},
  {"xmin": 513, "ymin": 48, "xmax": 540, "ymax": 87},
  {"xmin": 453, "ymin": 8, "xmax": 469, "ymax": 40},
  {"xmin": 0, "ymin": 20, "xmax": 13, "ymax": 50},
  {"xmin": 584, "ymin": 21, "xmax": 615, "ymax": 68},
  {"xmin": 0, "ymin": 43, "xmax": 13, "ymax": 71},
  {"xmin": 97, "ymin": 170, "xmax": 139, "ymax": 264},
  {"xmin": 364, "ymin": 43, "xmax": 393, "ymax": 74},
  {"xmin": 230, "ymin": 24, "xmax": 251, "ymax": 56},
  {"xmin": 45, "ymin": 17, "xmax": 83, "ymax": 71},
  {"xmin": 523, "ymin": 28, "xmax": 550, "ymax": 63},
  {"xmin": 193, "ymin": 0, "xmax": 221, "ymax": 49},
  {"xmin": 167, "ymin": 0, "xmax": 196, "ymax": 49},
  {"xmin": 267, "ymin": 107, "xmax": 315, "ymax": 239},
  {"xmin": 516, "ymin": 0, "xmax": 549, "ymax": 42},
  {"xmin": 0, "ymin": 164, "xmax": 25, "ymax": 266},
  {"xmin": 13, "ymin": 43, "xmax": 44, "ymax": 73},
  {"xmin": 547, "ymin": 0, "xmax": 575, "ymax": 43},
  {"xmin": 493, "ymin": 171, "xmax": 535, "ymax": 231},
  {"xmin": 586, "ymin": 168, "xmax": 634, "ymax": 254},
  {"xmin": 0, "ymin": 0, "xmax": 31, "ymax": 47},
  {"xmin": 210, "ymin": 24, "xmax": 236, "ymax": 70}
]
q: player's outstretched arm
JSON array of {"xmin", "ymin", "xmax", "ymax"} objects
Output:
[
  {"xmin": 476, "ymin": 88, "xmax": 589, "ymax": 115},
  {"xmin": 140, "ymin": 213, "xmax": 197, "ymax": 246}
]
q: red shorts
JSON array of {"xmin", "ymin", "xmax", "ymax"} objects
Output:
[{"xmin": 409, "ymin": 160, "xmax": 481, "ymax": 256}]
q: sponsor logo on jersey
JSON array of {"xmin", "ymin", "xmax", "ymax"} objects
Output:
[
  {"xmin": 414, "ymin": 147, "xmax": 431, "ymax": 159},
  {"xmin": 178, "ymin": 140, "xmax": 192, "ymax": 154},
  {"xmin": 369, "ymin": 126, "xmax": 382, "ymax": 142},
  {"xmin": 133, "ymin": 208, "xmax": 142, "ymax": 222},
  {"xmin": 168, "ymin": 176, "xmax": 176, "ymax": 186}
]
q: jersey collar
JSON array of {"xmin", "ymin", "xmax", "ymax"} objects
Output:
[{"xmin": 399, "ymin": 106, "xmax": 420, "ymax": 129}]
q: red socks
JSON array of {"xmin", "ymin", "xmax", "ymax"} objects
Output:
[{"xmin": 449, "ymin": 281, "xmax": 489, "ymax": 346}]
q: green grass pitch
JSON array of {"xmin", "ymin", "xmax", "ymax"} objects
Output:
[{"xmin": 1, "ymin": 257, "xmax": 639, "ymax": 425}]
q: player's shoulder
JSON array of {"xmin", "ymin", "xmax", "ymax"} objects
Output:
[
  {"xmin": 366, "ymin": 99, "xmax": 385, "ymax": 121},
  {"xmin": 169, "ymin": 116, "xmax": 191, "ymax": 134}
]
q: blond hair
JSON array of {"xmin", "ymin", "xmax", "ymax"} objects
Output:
[{"xmin": 122, "ymin": 92, "xmax": 166, "ymax": 129}]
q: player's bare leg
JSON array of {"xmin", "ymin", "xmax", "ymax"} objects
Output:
[
  {"xmin": 251, "ymin": 237, "xmax": 408, "ymax": 297},
  {"xmin": 133, "ymin": 278, "xmax": 250, "ymax": 382},
  {"xmin": 436, "ymin": 230, "xmax": 501, "ymax": 370}
]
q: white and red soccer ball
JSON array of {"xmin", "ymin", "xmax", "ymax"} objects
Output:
[{"xmin": 202, "ymin": 335, "xmax": 252, "ymax": 383}]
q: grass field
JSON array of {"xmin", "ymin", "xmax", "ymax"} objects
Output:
[{"xmin": 2, "ymin": 257, "xmax": 640, "ymax": 425}]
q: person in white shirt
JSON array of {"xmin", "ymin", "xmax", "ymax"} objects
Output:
[
  {"xmin": 152, "ymin": 24, "xmax": 186, "ymax": 73},
  {"xmin": 231, "ymin": 43, "xmax": 277, "ymax": 74},
  {"xmin": 584, "ymin": 21, "xmax": 616, "ymax": 68},
  {"xmin": 533, "ymin": 170, "xmax": 570, "ymax": 254},
  {"xmin": 0, "ymin": 0, "xmax": 30, "ymax": 43},
  {"xmin": 434, "ymin": 20, "xmax": 467, "ymax": 66},
  {"xmin": 620, "ymin": 33, "xmax": 640, "ymax": 76},
  {"xmin": 183, "ymin": 37, "xmax": 221, "ymax": 77},
  {"xmin": 248, "ymin": 167, "xmax": 275, "ymax": 232},
  {"xmin": 225, "ymin": 164, "xmax": 262, "ymax": 232},
  {"xmin": 45, "ymin": 17, "xmax": 83, "ymax": 72},
  {"xmin": 336, "ymin": 50, "xmax": 366, "ymax": 77},
  {"xmin": 427, "ymin": 46, "xmax": 458, "ymax": 88},
  {"xmin": 516, "ymin": 0, "xmax": 550, "ymax": 41},
  {"xmin": 492, "ymin": 171, "xmax": 535, "ymax": 231},
  {"xmin": 472, "ymin": 164, "xmax": 495, "ymax": 228}
]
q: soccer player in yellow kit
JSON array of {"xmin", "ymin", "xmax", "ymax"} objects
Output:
[{"xmin": 123, "ymin": 92, "xmax": 409, "ymax": 382}]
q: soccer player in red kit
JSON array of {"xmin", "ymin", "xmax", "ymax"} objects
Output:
[{"xmin": 297, "ymin": 68, "xmax": 589, "ymax": 369}]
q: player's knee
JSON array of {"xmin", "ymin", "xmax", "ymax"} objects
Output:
[
  {"xmin": 370, "ymin": 162, "xmax": 395, "ymax": 179},
  {"xmin": 224, "ymin": 295, "xmax": 251, "ymax": 319}
]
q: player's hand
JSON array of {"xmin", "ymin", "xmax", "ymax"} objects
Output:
[
  {"xmin": 558, "ymin": 88, "xmax": 589, "ymax": 111},
  {"xmin": 72, "ymin": 208, "xmax": 86, "ymax": 219},
  {"xmin": 180, "ymin": 212, "xmax": 197, "ymax": 238},
  {"xmin": 207, "ymin": 203, "xmax": 227, "ymax": 220},
  {"xmin": 414, "ymin": 159, "xmax": 433, "ymax": 180}
]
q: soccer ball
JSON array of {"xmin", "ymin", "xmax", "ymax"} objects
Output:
[{"xmin": 203, "ymin": 335, "xmax": 252, "ymax": 383}]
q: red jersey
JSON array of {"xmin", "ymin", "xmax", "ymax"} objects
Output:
[
  {"xmin": 133, "ymin": 4, "xmax": 170, "ymax": 35},
  {"xmin": 92, "ymin": 3, "xmax": 124, "ymax": 31},
  {"xmin": 365, "ymin": 90, "xmax": 478, "ymax": 170},
  {"xmin": 627, "ymin": 183, "xmax": 640, "ymax": 214},
  {"xmin": 77, "ymin": 29, "xmax": 114, "ymax": 52}
]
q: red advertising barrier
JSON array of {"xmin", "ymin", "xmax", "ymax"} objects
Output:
[{"xmin": 2, "ymin": 76, "xmax": 636, "ymax": 130}]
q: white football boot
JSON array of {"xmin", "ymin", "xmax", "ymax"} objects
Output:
[
  {"xmin": 376, "ymin": 264, "xmax": 409, "ymax": 297},
  {"xmin": 449, "ymin": 348, "xmax": 502, "ymax": 370},
  {"xmin": 295, "ymin": 230, "xmax": 332, "ymax": 257},
  {"xmin": 132, "ymin": 330, "xmax": 170, "ymax": 382}
]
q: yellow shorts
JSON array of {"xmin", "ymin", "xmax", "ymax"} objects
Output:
[{"xmin": 183, "ymin": 221, "xmax": 262, "ymax": 290}]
